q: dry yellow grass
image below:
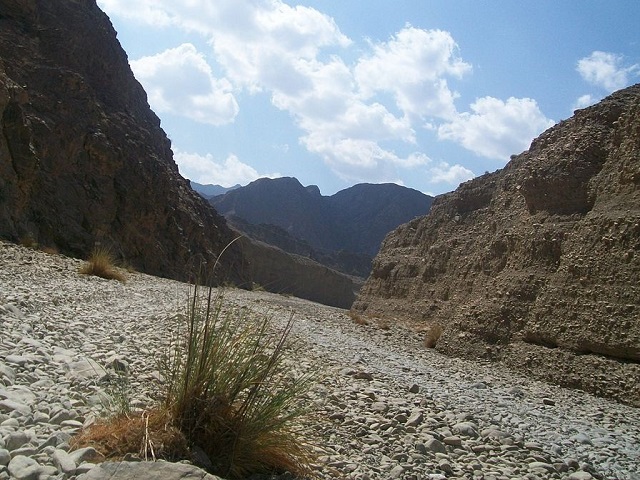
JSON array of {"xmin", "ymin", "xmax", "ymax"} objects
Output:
[
  {"xmin": 79, "ymin": 247, "xmax": 127, "ymax": 282},
  {"xmin": 424, "ymin": 323, "xmax": 444, "ymax": 348}
]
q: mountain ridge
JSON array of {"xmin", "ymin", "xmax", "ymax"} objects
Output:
[{"xmin": 210, "ymin": 177, "xmax": 433, "ymax": 276}]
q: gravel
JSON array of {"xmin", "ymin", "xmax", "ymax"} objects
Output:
[{"xmin": 1, "ymin": 240, "xmax": 639, "ymax": 480}]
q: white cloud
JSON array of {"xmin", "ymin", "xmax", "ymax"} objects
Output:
[
  {"xmin": 130, "ymin": 44, "xmax": 238, "ymax": 125},
  {"xmin": 577, "ymin": 51, "xmax": 639, "ymax": 92},
  {"xmin": 174, "ymin": 150, "xmax": 279, "ymax": 187},
  {"xmin": 355, "ymin": 26, "xmax": 471, "ymax": 120},
  {"xmin": 429, "ymin": 162, "xmax": 474, "ymax": 185},
  {"xmin": 573, "ymin": 94, "xmax": 595, "ymax": 110},
  {"xmin": 438, "ymin": 96, "xmax": 554, "ymax": 160}
]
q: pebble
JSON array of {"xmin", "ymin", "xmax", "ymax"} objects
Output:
[{"xmin": 1, "ymin": 240, "xmax": 640, "ymax": 480}]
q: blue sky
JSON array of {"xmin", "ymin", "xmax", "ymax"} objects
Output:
[{"xmin": 97, "ymin": 0, "xmax": 639, "ymax": 196}]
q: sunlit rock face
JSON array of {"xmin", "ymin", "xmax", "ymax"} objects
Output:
[{"xmin": 353, "ymin": 84, "xmax": 640, "ymax": 405}]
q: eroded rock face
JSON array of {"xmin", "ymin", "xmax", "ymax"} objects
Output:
[
  {"xmin": 352, "ymin": 85, "xmax": 640, "ymax": 405},
  {"xmin": 0, "ymin": 0, "xmax": 245, "ymax": 283}
]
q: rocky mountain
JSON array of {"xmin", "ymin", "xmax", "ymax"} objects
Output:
[
  {"xmin": 190, "ymin": 181, "xmax": 240, "ymax": 199},
  {"xmin": 0, "ymin": 0, "xmax": 356, "ymax": 307},
  {"xmin": 211, "ymin": 177, "xmax": 433, "ymax": 276},
  {"xmin": 353, "ymin": 85, "xmax": 640, "ymax": 405}
]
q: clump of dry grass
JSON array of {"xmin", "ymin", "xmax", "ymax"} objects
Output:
[
  {"xmin": 424, "ymin": 323, "xmax": 444, "ymax": 348},
  {"xmin": 73, "ymin": 283, "xmax": 316, "ymax": 479},
  {"xmin": 349, "ymin": 310, "xmax": 369, "ymax": 326},
  {"xmin": 79, "ymin": 247, "xmax": 127, "ymax": 282}
]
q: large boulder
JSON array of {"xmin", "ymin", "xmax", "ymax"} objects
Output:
[{"xmin": 353, "ymin": 85, "xmax": 640, "ymax": 405}]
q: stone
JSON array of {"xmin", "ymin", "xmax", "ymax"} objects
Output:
[
  {"xmin": 406, "ymin": 410, "xmax": 424, "ymax": 427},
  {"xmin": 0, "ymin": 448, "xmax": 9, "ymax": 466},
  {"xmin": 443, "ymin": 436, "xmax": 463, "ymax": 447},
  {"xmin": 0, "ymin": 400, "xmax": 30, "ymax": 416},
  {"xmin": 3, "ymin": 431, "xmax": 30, "ymax": 451},
  {"xmin": 453, "ymin": 421, "xmax": 478, "ymax": 438},
  {"xmin": 52, "ymin": 449, "xmax": 76, "ymax": 474},
  {"xmin": 76, "ymin": 461, "xmax": 224, "ymax": 480},
  {"xmin": 567, "ymin": 472, "xmax": 594, "ymax": 480},
  {"xmin": 389, "ymin": 465, "xmax": 405, "ymax": 478},
  {"xmin": 7, "ymin": 455, "xmax": 41, "ymax": 480},
  {"xmin": 424, "ymin": 438, "xmax": 447, "ymax": 454}
]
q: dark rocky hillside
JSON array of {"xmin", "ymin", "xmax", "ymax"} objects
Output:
[
  {"xmin": 0, "ymin": 0, "xmax": 356, "ymax": 307},
  {"xmin": 353, "ymin": 85, "xmax": 640, "ymax": 405},
  {"xmin": 211, "ymin": 177, "xmax": 433, "ymax": 276},
  {"xmin": 0, "ymin": 0, "xmax": 245, "ymax": 283}
]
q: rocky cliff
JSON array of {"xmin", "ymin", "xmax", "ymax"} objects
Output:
[
  {"xmin": 0, "ymin": 0, "xmax": 247, "ymax": 283},
  {"xmin": 353, "ymin": 85, "xmax": 640, "ymax": 405}
]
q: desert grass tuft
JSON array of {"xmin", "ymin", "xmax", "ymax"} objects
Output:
[
  {"xmin": 424, "ymin": 323, "xmax": 444, "ymax": 348},
  {"xmin": 349, "ymin": 310, "xmax": 369, "ymax": 326},
  {"xmin": 79, "ymin": 247, "xmax": 127, "ymax": 282},
  {"xmin": 161, "ymin": 284, "xmax": 316, "ymax": 478},
  {"xmin": 73, "ymin": 282, "xmax": 316, "ymax": 479}
]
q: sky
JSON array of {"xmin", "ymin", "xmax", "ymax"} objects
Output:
[{"xmin": 96, "ymin": 0, "xmax": 640, "ymax": 196}]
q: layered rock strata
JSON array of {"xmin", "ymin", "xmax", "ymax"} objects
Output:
[{"xmin": 353, "ymin": 85, "xmax": 640, "ymax": 405}]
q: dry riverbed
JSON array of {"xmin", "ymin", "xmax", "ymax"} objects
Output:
[{"xmin": 1, "ymin": 241, "xmax": 639, "ymax": 480}]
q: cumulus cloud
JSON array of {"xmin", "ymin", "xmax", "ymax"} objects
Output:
[
  {"xmin": 173, "ymin": 150, "xmax": 279, "ymax": 186},
  {"xmin": 577, "ymin": 51, "xmax": 639, "ymax": 92},
  {"xmin": 130, "ymin": 44, "xmax": 238, "ymax": 125},
  {"xmin": 355, "ymin": 26, "xmax": 471, "ymax": 120},
  {"xmin": 573, "ymin": 94, "xmax": 595, "ymax": 110},
  {"xmin": 99, "ymin": 0, "xmax": 553, "ymax": 190},
  {"xmin": 438, "ymin": 96, "xmax": 554, "ymax": 160},
  {"xmin": 428, "ymin": 162, "xmax": 474, "ymax": 185}
]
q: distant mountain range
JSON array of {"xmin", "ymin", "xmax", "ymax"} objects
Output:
[
  {"xmin": 190, "ymin": 181, "xmax": 240, "ymax": 199},
  {"xmin": 195, "ymin": 177, "xmax": 434, "ymax": 277}
]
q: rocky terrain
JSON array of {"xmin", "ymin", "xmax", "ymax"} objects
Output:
[
  {"xmin": 353, "ymin": 85, "xmax": 640, "ymax": 406},
  {"xmin": 211, "ymin": 178, "xmax": 433, "ymax": 277},
  {"xmin": 2, "ymin": 241, "xmax": 639, "ymax": 480}
]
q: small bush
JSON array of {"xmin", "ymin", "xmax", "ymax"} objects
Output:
[
  {"xmin": 424, "ymin": 324, "xmax": 444, "ymax": 348},
  {"xmin": 79, "ymin": 247, "xmax": 127, "ymax": 282}
]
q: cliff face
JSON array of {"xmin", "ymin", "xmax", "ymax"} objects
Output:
[
  {"xmin": 0, "ymin": 0, "xmax": 244, "ymax": 282},
  {"xmin": 353, "ymin": 85, "xmax": 640, "ymax": 405}
]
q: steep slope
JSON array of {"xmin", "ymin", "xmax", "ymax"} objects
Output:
[
  {"xmin": 211, "ymin": 177, "xmax": 433, "ymax": 276},
  {"xmin": 329, "ymin": 182, "xmax": 432, "ymax": 256},
  {"xmin": 353, "ymin": 85, "xmax": 640, "ymax": 405},
  {"xmin": 0, "ymin": 0, "xmax": 246, "ymax": 283}
]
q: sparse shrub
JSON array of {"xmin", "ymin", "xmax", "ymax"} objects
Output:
[
  {"xmin": 349, "ymin": 310, "xmax": 369, "ymax": 326},
  {"xmin": 424, "ymin": 323, "xmax": 444, "ymax": 348},
  {"xmin": 40, "ymin": 246, "xmax": 59, "ymax": 255},
  {"xmin": 79, "ymin": 247, "xmax": 127, "ymax": 282},
  {"xmin": 19, "ymin": 235, "xmax": 38, "ymax": 249},
  {"xmin": 73, "ymin": 283, "xmax": 316, "ymax": 479}
]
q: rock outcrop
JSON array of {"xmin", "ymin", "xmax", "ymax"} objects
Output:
[
  {"xmin": 0, "ymin": 0, "xmax": 244, "ymax": 283},
  {"xmin": 353, "ymin": 85, "xmax": 640, "ymax": 405}
]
